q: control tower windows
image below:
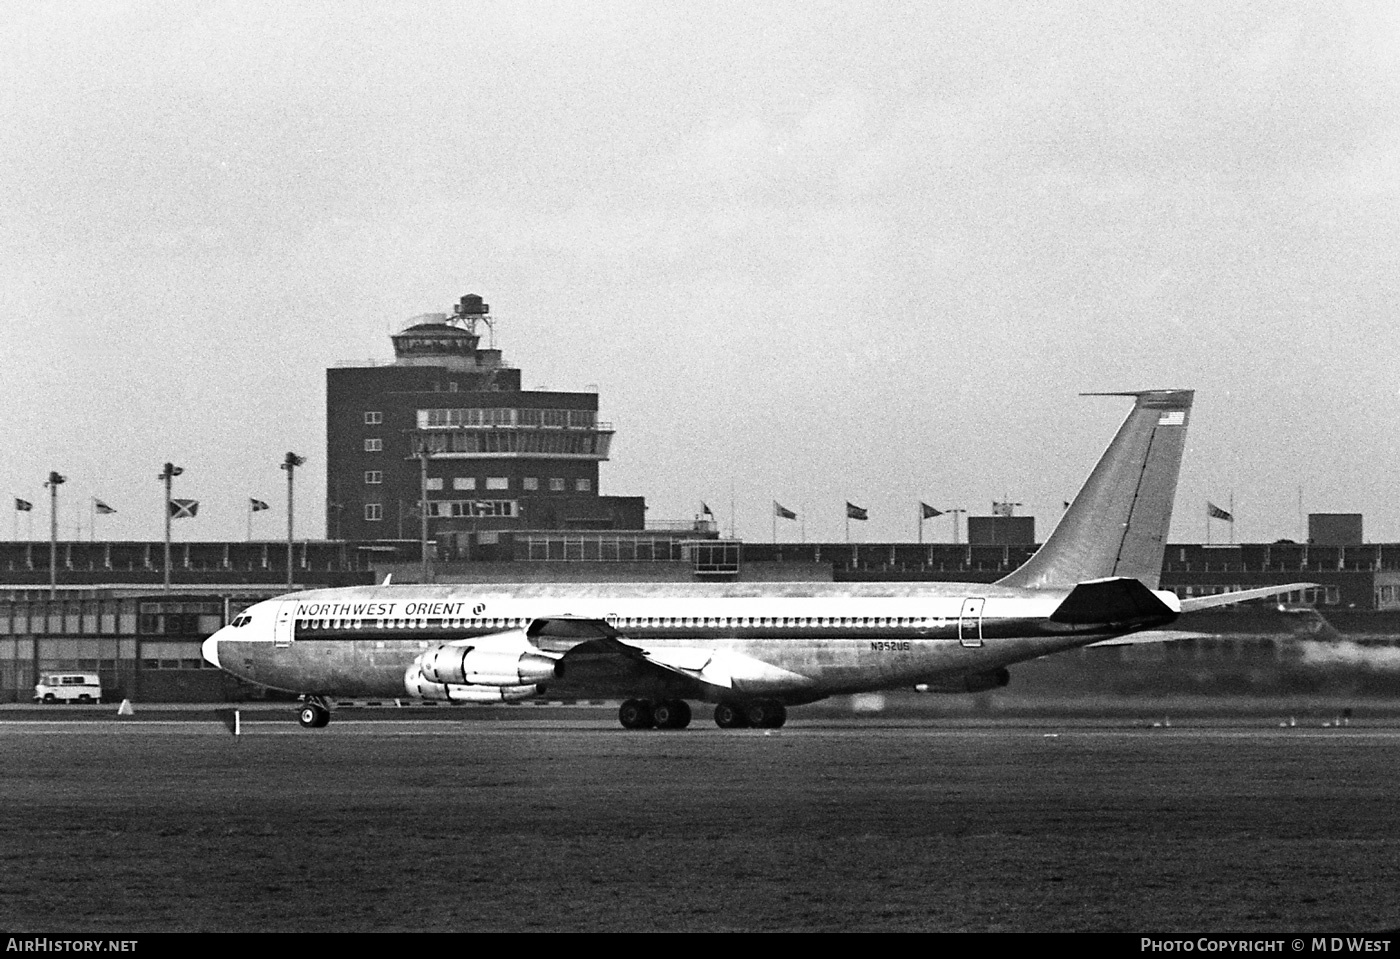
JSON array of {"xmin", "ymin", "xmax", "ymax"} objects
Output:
[
  {"xmin": 364, "ymin": 411, "xmax": 383, "ymax": 425},
  {"xmin": 364, "ymin": 471, "xmax": 382, "ymax": 485},
  {"xmin": 364, "ymin": 438, "xmax": 382, "ymax": 452},
  {"xmin": 365, "ymin": 504, "xmax": 383, "ymax": 521}
]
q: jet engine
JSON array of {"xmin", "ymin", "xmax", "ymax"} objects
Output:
[
  {"xmin": 415, "ymin": 633, "xmax": 559, "ymax": 687},
  {"xmin": 404, "ymin": 666, "xmax": 541, "ymax": 703},
  {"xmin": 914, "ymin": 668, "xmax": 1010, "ymax": 694}
]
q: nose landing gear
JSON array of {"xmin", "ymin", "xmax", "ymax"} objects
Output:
[{"xmin": 297, "ymin": 696, "xmax": 332, "ymax": 728}]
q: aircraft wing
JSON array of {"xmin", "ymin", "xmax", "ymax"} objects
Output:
[
  {"xmin": 1177, "ymin": 583, "xmax": 1316, "ymax": 612},
  {"xmin": 1088, "ymin": 630, "xmax": 1214, "ymax": 647},
  {"xmin": 525, "ymin": 615, "xmax": 814, "ymax": 693}
]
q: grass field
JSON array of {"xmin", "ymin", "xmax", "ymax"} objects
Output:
[{"xmin": 2, "ymin": 717, "xmax": 1399, "ymax": 932}]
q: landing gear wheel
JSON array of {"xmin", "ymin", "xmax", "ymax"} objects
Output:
[
  {"xmin": 618, "ymin": 698, "xmax": 655, "ymax": 729},
  {"xmin": 744, "ymin": 701, "xmax": 774, "ymax": 728},
  {"xmin": 652, "ymin": 699, "xmax": 692, "ymax": 730},
  {"xmin": 714, "ymin": 702, "xmax": 750, "ymax": 729},
  {"xmin": 298, "ymin": 702, "xmax": 330, "ymax": 728}
]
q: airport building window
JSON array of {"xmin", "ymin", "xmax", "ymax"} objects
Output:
[
  {"xmin": 365, "ymin": 504, "xmax": 383, "ymax": 521},
  {"xmin": 575, "ymin": 478, "xmax": 591, "ymax": 492},
  {"xmin": 453, "ymin": 477, "xmax": 476, "ymax": 491},
  {"xmin": 364, "ymin": 438, "xmax": 383, "ymax": 452},
  {"xmin": 425, "ymin": 500, "xmax": 519, "ymax": 518},
  {"xmin": 419, "ymin": 408, "xmax": 599, "ymax": 430},
  {"xmin": 426, "ymin": 478, "xmax": 444, "ymax": 491},
  {"xmin": 486, "ymin": 477, "xmax": 508, "ymax": 490},
  {"xmin": 364, "ymin": 471, "xmax": 382, "ymax": 485},
  {"xmin": 550, "ymin": 478, "xmax": 566, "ymax": 491},
  {"xmin": 364, "ymin": 411, "xmax": 383, "ymax": 425},
  {"xmin": 523, "ymin": 477, "xmax": 538, "ymax": 491}
]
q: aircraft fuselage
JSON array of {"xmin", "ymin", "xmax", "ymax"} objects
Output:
[{"xmin": 207, "ymin": 581, "xmax": 1175, "ymax": 704}]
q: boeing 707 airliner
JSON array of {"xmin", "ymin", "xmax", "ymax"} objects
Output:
[{"xmin": 202, "ymin": 390, "xmax": 1312, "ymax": 730}]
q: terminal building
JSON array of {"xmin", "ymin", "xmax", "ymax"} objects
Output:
[{"xmin": 326, "ymin": 294, "xmax": 646, "ymax": 558}]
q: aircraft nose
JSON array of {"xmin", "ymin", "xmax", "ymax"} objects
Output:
[{"xmin": 201, "ymin": 632, "xmax": 222, "ymax": 669}]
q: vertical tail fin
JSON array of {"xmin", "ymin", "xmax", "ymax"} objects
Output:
[{"xmin": 996, "ymin": 390, "xmax": 1192, "ymax": 591}]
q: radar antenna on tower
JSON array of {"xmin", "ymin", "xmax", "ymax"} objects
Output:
[{"xmin": 453, "ymin": 294, "xmax": 496, "ymax": 349}]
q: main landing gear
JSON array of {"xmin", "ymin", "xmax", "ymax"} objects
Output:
[
  {"xmin": 713, "ymin": 700, "xmax": 787, "ymax": 729},
  {"xmin": 615, "ymin": 698, "xmax": 788, "ymax": 729},
  {"xmin": 618, "ymin": 698, "xmax": 692, "ymax": 730},
  {"xmin": 297, "ymin": 695, "xmax": 331, "ymax": 728}
]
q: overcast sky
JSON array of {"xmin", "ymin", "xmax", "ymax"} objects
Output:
[{"xmin": 4, "ymin": 1, "xmax": 1397, "ymax": 547}]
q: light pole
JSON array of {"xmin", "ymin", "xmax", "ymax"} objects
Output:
[
  {"xmin": 417, "ymin": 443, "xmax": 431, "ymax": 583},
  {"xmin": 158, "ymin": 463, "xmax": 183, "ymax": 592},
  {"xmin": 281, "ymin": 452, "xmax": 305, "ymax": 590},
  {"xmin": 44, "ymin": 471, "xmax": 65, "ymax": 599}
]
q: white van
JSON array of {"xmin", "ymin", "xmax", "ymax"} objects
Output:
[{"xmin": 34, "ymin": 673, "xmax": 103, "ymax": 704}]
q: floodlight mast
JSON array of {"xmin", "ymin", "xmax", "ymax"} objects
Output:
[
  {"xmin": 44, "ymin": 471, "xmax": 66, "ymax": 598},
  {"xmin": 157, "ymin": 463, "xmax": 183, "ymax": 592},
  {"xmin": 281, "ymin": 453, "xmax": 306, "ymax": 590}
]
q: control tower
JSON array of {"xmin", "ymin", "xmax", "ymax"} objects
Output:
[{"xmin": 326, "ymin": 294, "xmax": 644, "ymax": 552}]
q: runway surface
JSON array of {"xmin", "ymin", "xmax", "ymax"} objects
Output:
[{"xmin": 2, "ymin": 712, "xmax": 1398, "ymax": 932}]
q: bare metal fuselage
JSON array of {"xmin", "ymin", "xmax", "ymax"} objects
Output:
[{"xmin": 210, "ymin": 580, "xmax": 1169, "ymax": 704}]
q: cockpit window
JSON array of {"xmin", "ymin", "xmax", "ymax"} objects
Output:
[{"xmin": 231, "ymin": 614, "xmax": 252, "ymax": 628}]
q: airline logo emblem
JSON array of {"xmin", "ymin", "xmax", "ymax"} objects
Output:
[{"xmin": 1158, "ymin": 411, "xmax": 1185, "ymax": 426}]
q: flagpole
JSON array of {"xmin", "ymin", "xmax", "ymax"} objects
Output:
[
  {"xmin": 917, "ymin": 504, "xmax": 922, "ymax": 545},
  {"xmin": 1229, "ymin": 492, "xmax": 1235, "ymax": 545},
  {"xmin": 247, "ymin": 501, "xmax": 252, "ymax": 543}
]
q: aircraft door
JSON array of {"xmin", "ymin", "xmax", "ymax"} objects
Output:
[
  {"xmin": 958, "ymin": 597, "xmax": 985, "ymax": 648},
  {"xmin": 274, "ymin": 601, "xmax": 296, "ymax": 648}
]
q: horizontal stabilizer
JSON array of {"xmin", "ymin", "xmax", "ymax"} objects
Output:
[
  {"xmin": 1050, "ymin": 577, "xmax": 1178, "ymax": 626},
  {"xmin": 1178, "ymin": 583, "xmax": 1317, "ymax": 612}
]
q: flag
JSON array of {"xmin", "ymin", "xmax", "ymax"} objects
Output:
[
  {"xmin": 15, "ymin": 498, "xmax": 32, "ymax": 512},
  {"xmin": 1207, "ymin": 502, "xmax": 1233, "ymax": 522},
  {"xmin": 920, "ymin": 503, "xmax": 943, "ymax": 519},
  {"xmin": 169, "ymin": 499, "xmax": 199, "ymax": 519},
  {"xmin": 774, "ymin": 501, "xmax": 797, "ymax": 520},
  {"xmin": 93, "ymin": 499, "xmax": 116, "ymax": 514},
  {"xmin": 992, "ymin": 501, "xmax": 1015, "ymax": 517},
  {"xmin": 846, "ymin": 502, "xmax": 868, "ymax": 521},
  {"xmin": 701, "ymin": 502, "xmax": 713, "ymax": 518},
  {"xmin": 250, "ymin": 498, "xmax": 270, "ymax": 512}
]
